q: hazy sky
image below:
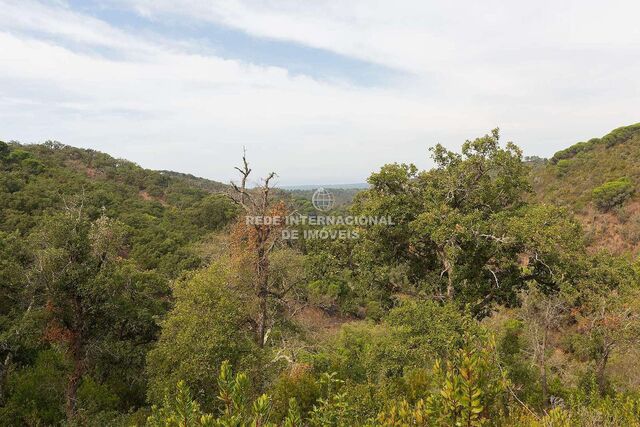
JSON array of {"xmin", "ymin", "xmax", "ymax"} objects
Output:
[{"xmin": 1, "ymin": 0, "xmax": 639, "ymax": 185}]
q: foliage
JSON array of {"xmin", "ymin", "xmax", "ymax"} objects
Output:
[
  {"xmin": 146, "ymin": 263, "xmax": 260, "ymax": 410},
  {"xmin": 329, "ymin": 129, "xmax": 571, "ymax": 315},
  {"xmin": 0, "ymin": 141, "xmax": 238, "ymax": 423},
  {"xmin": 532, "ymin": 123, "xmax": 640, "ymax": 254},
  {"xmin": 374, "ymin": 332, "xmax": 510, "ymax": 426},
  {"xmin": 310, "ymin": 301, "xmax": 473, "ymax": 387},
  {"xmin": 0, "ymin": 141, "xmax": 237, "ymax": 278},
  {"xmin": 550, "ymin": 123, "xmax": 640, "ymax": 163},
  {"xmin": 270, "ymin": 365, "xmax": 320, "ymax": 421},
  {"xmin": 307, "ymin": 372, "xmax": 356, "ymax": 426},
  {"xmin": 147, "ymin": 362, "xmax": 302, "ymax": 427},
  {"xmin": 0, "ymin": 349, "xmax": 67, "ymax": 425},
  {"xmin": 3, "ymin": 130, "xmax": 640, "ymax": 425},
  {"xmin": 592, "ymin": 177, "xmax": 634, "ymax": 211},
  {"xmin": 24, "ymin": 209, "xmax": 170, "ymax": 421}
]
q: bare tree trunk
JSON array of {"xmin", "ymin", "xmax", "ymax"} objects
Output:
[
  {"xmin": 256, "ymin": 246, "xmax": 269, "ymax": 348},
  {"xmin": 0, "ymin": 353, "xmax": 11, "ymax": 405},
  {"xmin": 540, "ymin": 326, "xmax": 548, "ymax": 406},
  {"xmin": 446, "ymin": 262, "xmax": 454, "ymax": 300},
  {"xmin": 438, "ymin": 248, "xmax": 454, "ymax": 299},
  {"xmin": 596, "ymin": 345, "xmax": 612, "ymax": 394},
  {"xmin": 230, "ymin": 151, "xmax": 278, "ymax": 349},
  {"xmin": 65, "ymin": 336, "xmax": 84, "ymax": 421}
]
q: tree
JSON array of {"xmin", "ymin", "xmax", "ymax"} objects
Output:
[
  {"xmin": 502, "ymin": 204, "xmax": 585, "ymax": 294},
  {"xmin": 0, "ymin": 231, "xmax": 31, "ymax": 405},
  {"xmin": 30, "ymin": 206, "xmax": 167, "ymax": 421},
  {"xmin": 571, "ymin": 255, "xmax": 640, "ymax": 393},
  {"xmin": 0, "ymin": 141, "xmax": 9, "ymax": 160},
  {"xmin": 146, "ymin": 262, "xmax": 259, "ymax": 410},
  {"xmin": 415, "ymin": 129, "xmax": 530, "ymax": 299},
  {"xmin": 227, "ymin": 150, "xmax": 290, "ymax": 348},
  {"xmin": 518, "ymin": 285, "xmax": 571, "ymax": 406},
  {"xmin": 592, "ymin": 178, "xmax": 634, "ymax": 211},
  {"xmin": 350, "ymin": 129, "xmax": 532, "ymax": 311},
  {"xmin": 0, "ymin": 350, "xmax": 67, "ymax": 425}
]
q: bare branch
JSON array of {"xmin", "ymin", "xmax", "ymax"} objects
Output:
[{"xmin": 231, "ymin": 146, "xmax": 252, "ymax": 207}]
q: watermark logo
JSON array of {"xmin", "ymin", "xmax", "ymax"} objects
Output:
[
  {"xmin": 245, "ymin": 214, "xmax": 395, "ymax": 240},
  {"xmin": 312, "ymin": 187, "xmax": 335, "ymax": 212}
]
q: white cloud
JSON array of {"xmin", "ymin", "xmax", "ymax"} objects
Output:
[
  {"xmin": 0, "ymin": 0, "xmax": 639, "ymax": 184},
  {"xmin": 118, "ymin": 0, "xmax": 640, "ymax": 73}
]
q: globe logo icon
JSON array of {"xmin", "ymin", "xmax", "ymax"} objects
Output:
[{"xmin": 312, "ymin": 188, "xmax": 335, "ymax": 212}]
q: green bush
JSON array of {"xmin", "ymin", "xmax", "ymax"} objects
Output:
[
  {"xmin": 270, "ymin": 366, "xmax": 320, "ymax": 422},
  {"xmin": 146, "ymin": 362, "xmax": 301, "ymax": 427},
  {"xmin": 556, "ymin": 159, "xmax": 571, "ymax": 176},
  {"xmin": 592, "ymin": 177, "xmax": 634, "ymax": 211}
]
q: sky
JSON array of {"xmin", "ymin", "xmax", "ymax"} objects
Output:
[{"xmin": 1, "ymin": 0, "xmax": 639, "ymax": 186}]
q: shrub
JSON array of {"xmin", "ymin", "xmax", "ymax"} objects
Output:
[
  {"xmin": 374, "ymin": 333, "xmax": 510, "ymax": 427},
  {"xmin": 270, "ymin": 365, "xmax": 320, "ymax": 421},
  {"xmin": 147, "ymin": 362, "xmax": 302, "ymax": 427},
  {"xmin": 592, "ymin": 178, "xmax": 634, "ymax": 211},
  {"xmin": 556, "ymin": 159, "xmax": 571, "ymax": 176},
  {"xmin": 7, "ymin": 149, "xmax": 32, "ymax": 163}
]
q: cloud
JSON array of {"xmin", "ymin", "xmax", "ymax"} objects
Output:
[
  {"xmin": 0, "ymin": 0, "xmax": 639, "ymax": 184},
  {"xmin": 117, "ymin": 0, "xmax": 640, "ymax": 73}
]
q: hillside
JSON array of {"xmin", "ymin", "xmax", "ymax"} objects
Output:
[
  {"xmin": 0, "ymin": 140, "xmax": 238, "ymax": 278},
  {"xmin": 531, "ymin": 123, "xmax": 640, "ymax": 255},
  {"xmin": 2, "ymin": 132, "xmax": 640, "ymax": 425}
]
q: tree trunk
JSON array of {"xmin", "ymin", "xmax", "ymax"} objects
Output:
[
  {"xmin": 65, "ymin": 335, "xmax": 84, "ymax": 421},
  {"xmin": 256, "ymin": 282, "xmax": 268, "ymax": 348},
  {"xmin": 446, "ymin": 266, "xmax": 454, "ymax": 299},
  {"xmin": 437, "ymin": 248, "xmax": 455, "ymax": 299},
  {"xmin": 255, "ymin": 246, "xmax": 269, "ymax": 348},
  {"xmin": 596, "ymin": 346, "xmax": 612, "ymax": 394},
  {"xmin": 540, "ymin": 327, "xmax": 548, "ymax": 407},
  {"xmin": 0, "ymin": 353, "xmax": 11, "ymax": 405},
  {"xmin": 444, "ymin": 258, "xmax": 454, "ymax": 300}
]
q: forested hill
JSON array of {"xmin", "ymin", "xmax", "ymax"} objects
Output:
[
  {"xmin": 530, "ymin": 123, "xmax": 640, "ymax": 255},
  {"xmin": 0, "ymin": 140, "xmax": 238, "ymax": 278},
  {"xmin": 2, "ymin": 131, "xmax": 640, "ymax": 426}
]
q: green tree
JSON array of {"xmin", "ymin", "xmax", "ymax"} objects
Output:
[
  {"xmin": 29, "ymin": 208, "xmax": 167, "ymax": 421},
  {"xmin": 0, "ymin": 350, "xmax": 67, "ymax": 425},
  {"xmin": 0, "ymin": 141, "xmax": 9, "ymax": 160},
  {"xmin": 0, "ymin": 231, "xmax": 32, "ymax": 405},
  {"xmin": 146, "ymin": 262, "xmax": 259, "ymax": 410},
  {"xmin": 592, "ymin": 177, "xmax": 634, "ymax": 211},
  {"xmin": 570, "ymin": 254, "xmax": 640, "ymax": 393},
  {"xmin": 350, "ymin": 129, "xmax": 533, "ymax": 312}
]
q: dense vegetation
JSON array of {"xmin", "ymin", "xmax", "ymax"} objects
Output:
[
  {"xmin": 1, "ymin": 128, "xmax": 640, "ymax": 426},
  {"xmin": 0, "ymin": 140, "xmax": 239, "ymax": 424},
  {"xmin": 550, "ymin": 123, "xmax": 640, "ymax": 164},
  {"xmin": 531, "ymin": 123, "xmax": 640, "ymax": 255}
]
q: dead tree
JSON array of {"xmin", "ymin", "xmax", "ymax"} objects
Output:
[
  {"xmin": 228, "ymin": 149, "xmax": 281, "ymax": 348},
  {"xmin": 520, "ymin": 287, "xmax": 568, "ymax": 407}
]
